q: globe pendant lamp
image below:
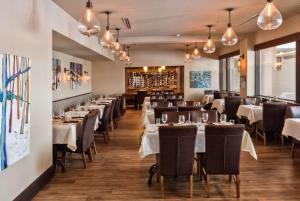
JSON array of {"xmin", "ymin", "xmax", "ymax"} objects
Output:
[
  {"xmin": 184, "ymin": 44, "xmax": 191, "ymax": 63},
  {"xmin": 257, "ymin": 0, "xmax": 282, "ymax": 30},
  {"xmin": 112, "ymin": 28, "xmax": 121, "ymax": 54},
  {"xmin": 203, "ymin": 25, "xmax": 216, "ymax": 54},
  {"xmin": 221, "ymin": 8, "xmax": 238, "ymax": 46},
  {"xmin": 101, "ymin": 11, "xmax": 114, "ymax": 48},
  {"xmin": 78, "ymin": 0, "xmax": 101, "ymax": 37},
  {"xmin": 192, "ymin": 42, "xmax": 201, "ymax": 59}
]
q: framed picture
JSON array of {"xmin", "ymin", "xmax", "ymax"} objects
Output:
[
  {"xmin": 52, "ymin": 58, "xmax": 61, "ymax": 91},
  {"xmin": 190, "ymin": 71, "xmax": 212, "ymax": 88},
  {"xmin": 70, "ymin": 62, "xmax": 83, "ymax": 89},
  {"xmin": 0, "ymin": 53, "xmax": 31, "ymax": 172}
]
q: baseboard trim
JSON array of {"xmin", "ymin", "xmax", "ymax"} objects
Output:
[{"xmin": 14, "ymin": 165, "xmax": 55, "ymax": 201}]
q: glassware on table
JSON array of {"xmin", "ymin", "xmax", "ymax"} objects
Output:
[
  {"xmin": 202, "ymin": 113, "xmax": 209, "ymax": 124},
  {"xmin": 229, "ymin": 119, "xmax": 235, "ymax": 125},
  {"xmin": 161, "ymin": 113, "xmax": 168, "ymax": 124},
  {"xmin": 156, "ymin": 118, "xmax": 161, "ymax": 124},
  {"xmin": 178, "ymin": 115, "xmax": 185, "ymax": 124},
  {"xmin": 152, "ymin": 102, "xmax": 158, "ymax": 108},
  {"xmin": 168, "ymin": 102, "xmax": 173, "ymax": 107},
  {"xmin": 252, "ymin": 98, "xmax": 257, "ymax": 106},
  {"xmin": 197, "ymin": 117, "xmax": 202, "ymax": 125},
  {"xmin": 220, "ymin": 114, "xmax": 227, "ymax": 124}
]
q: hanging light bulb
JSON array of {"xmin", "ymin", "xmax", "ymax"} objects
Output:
[
  {"xmin": 257, "ymin": 0, "xmax": 282, "ymax": 30},
  {"xmin": 100, "ymin": 11, "xmax": 114, "ymax": 48},
  {"xmin": 124, "ymin": 46, "xmax": 132, "ymax": 66},
  {"xmin": 221, "ymin": 8, "xmax": 238, "ymax": 46},
  {"xmin": 203, "ymin": 25, "xmax": 216, "ymax": 54},
  {"xmin": 192, "ymin": 43, "xmax": 201, "ymax": 59},
  {"xmin": 119, "ymin": 46, "xmax": 127, "ymax": 61},
  {"xmin": 143, "ymin": 66, "xmax": 148, "ymax": 72},
  {"xmin": 112, "ymin": 28, "xmax": 121, "ymax": 54},
  {"xmin": 161, "ymin": 66, "xmax": 166, "ymax": 70},
  {"xmin": 184, "ymin": 44, "xmax": 191, "ymax": 63},
  {"xmin": 78, "ymin": 0, "xmax": 101, "ymax": 37}
]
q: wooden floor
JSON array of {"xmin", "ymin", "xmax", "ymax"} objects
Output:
[{"xmin": 35, "ymin": 109, "xmax": 300, "ymax": 201}]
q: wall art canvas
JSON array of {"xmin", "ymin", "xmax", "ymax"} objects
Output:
[
  {"xmin": 0, "ymin": 53, "xmax": 31, "ymax": 172},
  {"xmin": 52, "ymin": 58, "xmax": 61, "ymax": 91},
  {"xmin": 190, "ymin": 71, "xmax": 211, "ymax": 88},
  {"xmin": 70, "ymin": 62, "xmax": 83, "ymax": 89}
]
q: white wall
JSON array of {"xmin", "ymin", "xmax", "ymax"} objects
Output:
[
  {"xmin": 52, "ymin": 51, "xmax": 92, "ymax": 101},
  {"xmin": 92, "ymin": 49, "xmax": 219, "ymax": 100}
]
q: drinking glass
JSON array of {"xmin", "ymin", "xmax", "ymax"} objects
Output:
[
  {"xmin": 220, "ymin": 114, "xmax": 227, "ymax": 124},
  {"xmin": 202, "ymin": 113, "xmax": 208, "ymax": 124},
  {"xmin": 178, "ymin": 115, "xmax": 185, "ymax": 124},
  {"xmin": 252, "ymin": 98, "xmax": 257, "ymax": 106},
  {"xmin": 197, "ymin": 117, "xmax": 202, "ymax": 125},
  {"xmin": 156, "ymin": 118, "xmax": 161, "ymax": 124},
  {"xmin": 168, "ymin": 102, "xmax": 173, "ymax": 107},
  {"xmin": 161, "ymin": 113, "xmax": 168, "ymax": 124},
  {"xmin": 229, "ymin": 119, "xmax": 235, "ymax": 125},
  {"xmin": 152, "ymin": 102, "xmax": 157, "ymax": 108}
]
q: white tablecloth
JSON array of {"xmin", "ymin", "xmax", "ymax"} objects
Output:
[
  {"xmin": 282, "ymin": 118, "xmax": 300, "ymax": 141},
  {"xmin": 53, "ymin": 120, "xmax": 78, "ymax": 151},
  {"xmin": 139, "ymin": 124, "xmax": 257, "ymax": 160},
  {"xmin": 202, "ymin": 94, "xmax": 214, "ymax": 105},
  {"xmin": 65, "ymin": 110, "xmax": 100, "ymax": 130},
  {"xmin": 211, "ymin": 99, "xmax": 225, "ymax": 113},
  {"xmin": 94, "ymin": 98, "xmax": 113, "ymax": 105},
  {"xmin": 236, "ymin": 105, "xmax": 263, "ymax": 124},
  {"xmin": 78, "ymin": 104, "xmax": 105, "ymax": 118}
]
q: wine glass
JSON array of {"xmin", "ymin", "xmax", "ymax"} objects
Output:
[
  {"xmin": 202, "ymin": 113, "xmax": 208, "ymax": 124},
  {"xmin": 197, "ymin": 117, "xmax": 202, "ymax": 125},
  {"xmin": 251, "ymin": 98, "xmax": 257, "ymax": 106},
  {"xmin": 178, "ymin": 115, "xmax": 185, "ymax": 124},
  {"xmin": 161, "ymin": 113, "xmax": 168, "ymax": 124},
  {"xmin": 220, "ymin": 114, "xmax": 227, "ymax": 124},
  {"xmin": 168, "ymin": 102, "xmax": 173, "ymax": 107}
]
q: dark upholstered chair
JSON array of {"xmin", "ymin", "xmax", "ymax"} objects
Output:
[
  {"xmin": 96, "ymin": 104, "xmax": 111, "ymax": 143},
  {"xmin": 163, "ymin": 111, "xmax": 190, "ymax": 123},
  {"xmin": 151, "ymin": 100, "xmax": 169, "ymax": 107},
  {"xmin": 137, "ymin": 90, "xmax": 147, "ymax": 110},
  {"xmin": 199, "ymin": 124, "xmax": 244, "ymax": 198},
  {"xmin": 59, "ymin": 111, "xmax": 98, "ymax": 168},
  {"xmin": 108, "ymin": 99, "xmax": 116, "ymax": 130},
  {"xmin": 256, "ymin": 102, "xmax": 286, "ymax": 145},
  {"xmin": 213, "ymin": 91, "xmax": 221, "ymax": 99},
  {"xmin": 224, "ymin": 96, "xmax": 241, "ymax": 123},
  {"xmin": 154, "ymin": 107, "xmax": 177, "ymax": 123},
  {"xmin": 190, "ymin": 110, "xmax": 218, "ymax": 123},
  {"xmin": 120, "ymin": 95, "xmax": 126, "ymax": 115},
  {"xmin": 159, "ymin": 126, "xmax": 197, "ymax": 198},
  {"xmin": 178, "ymin": 106, "xmax": 202, "ymax": 112},
  {"xmin": 113, "ymin": 97, "xmax": 122, "ymax": 127},
  {"xmin": 284, "ymin": 106, "xmax": 300, "ymax": 158}
]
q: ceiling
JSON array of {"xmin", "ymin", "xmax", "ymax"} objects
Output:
[{"xmin": 53, "ymin": 0, "xmax": 300, "ymax": 50}]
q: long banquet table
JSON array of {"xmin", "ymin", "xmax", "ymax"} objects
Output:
[{"xmin": 139, "ymin": 123, "xmax": 257, "ymax": 160}]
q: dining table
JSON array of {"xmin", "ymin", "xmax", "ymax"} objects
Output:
[
  {"xmin": 202, "ymin": 94, "xmax": 214, "ymax": 105},
  {"xmin": 282, "ymin": 118, "xmax": 300, "ymax": 141},
  {"xmin": 77, "ymin": 104, "xmax": 106, "ymax": 119},
  {"xmin": 236, "ymin": 105, "xmax": 263, "ymax": 124},
  {"xmin": 211, "ymin": 99, "xmax": 225, "ymax": 113}
]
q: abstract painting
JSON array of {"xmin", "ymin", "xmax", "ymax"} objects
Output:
[
  {"xmin": 70, "ymin": 62, "xmax": 82, "ymax": 89},
  {"xmin": 0, "ymin": 53, "xmax": 31, "ymax": 172},
  {"xmin": 190, "ymin": 71, "xmax": 211, "ymax": 88},
  {"xmin": 52, "ymin": 58, "xmax": 61, "ymax": 91}
]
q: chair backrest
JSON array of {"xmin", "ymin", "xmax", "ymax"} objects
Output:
[
  {"xmin": 163, "ymin": 111, "xmax": 191, "ymax": 123},
  {"xmin": 137, "ymin": 90, "xmax": 147, "ymax": 104},
  {"xmin": 109, "ymin": 99, "xmax": 116, "ymax": 123},
  {"xmin": 154, "ymin": 107, "xmax": 177, "ymax": 123},
  {"xmin": 214, "ymin": 91, "xmax": 221, "ymax": 99},
  {"xmin": 151, "ymin": 100, "xmax": 169, "ymax": 107},
  {"xmin": 285, "ymin": 105, "xmax": 300, "ymax": 119},
  {"xmin": 224, "ymin": 96, "xmax": 241, "ymax": 120},
  {"xmin": 79, "ymin": 111, "xmax": 98, "ymax": 152},
  {"xmin": 113, "ymin": 97, "xmax": 122, "ymax": 119},
  {"xmin": 190, "ymin": 110, "xmax": 218, "ymax": 123},
  {"xmin": 101, "ymin": 104, "xmax": 111, "ymax": 130},
  {"xmin": 178, "ymin": 106, "xmax": 202, "ymax": 112},
  {"xmin": 263, "ymin": 102, "xmax": 286, "ymax": 133},
  {"xmin": 159, "ymin": 126, "xmax": 197, "ymax": 176},
  {"xmin": 204, "ymin": 124, "xmax": 244, "ymax": 175}
]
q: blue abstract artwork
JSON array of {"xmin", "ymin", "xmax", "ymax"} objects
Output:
[
  {"xmin": 0, "ymin": 53, "xmax": 31, "ymax": 172},
  {"xmin": 190, "ymin": 71, "xmax": 211, "ymax": 88}
]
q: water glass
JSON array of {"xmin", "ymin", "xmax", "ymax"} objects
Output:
[
  {"xmin": 202, "ymin": 113, "xmax": 209, "ymax": 124},
  {"xmin": 161, "ymin": 113, "xmax": 168, "ymax": 124},
  {"xmin": 152, "ymin": 102, "xmax": 158, "ymax": 108},
  {"xmin": 178, "ymin": 115, "xmax": 185, "ymax": 124},
  {"xmin": 252, "ymin": 98, "xmax": 257, "ymax": 106},
  {"xmin": 220, "ymin": 114, "xmax": 227, "ymax": 124},
  {"xmin": 168, "ymin": 102, "xmax": 173, "ymax": 107},
  {"xmin": 229, "ymin": 119, "xmax": 235, "ymax": 125},
  {"xmin": 156, "ymin": 118, "xmax": 161, "ymax": 124},
  {"xmin": 197, "ymin": 117, "xmax": 202, "ymax": 125}
]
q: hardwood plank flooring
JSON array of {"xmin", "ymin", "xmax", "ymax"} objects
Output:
[{"xmin": 34, "ymin": 109, "xmax": 300, "ymax": 200}]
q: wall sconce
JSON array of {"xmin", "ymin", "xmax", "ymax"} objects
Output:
[
  {"xmin": 84, "ymin": 71, "xmax": 90, "ymax": 80},
  {"xmin": 161, "ymin": 65, "xmax": 166, "ymax": 70},
  {"xmin": 143, "ymin": 66, "xmax": 148, "ymax": 72},
  {"xmin": 158, "ymin": 67, "xmax": 162, "ymax": 73},
  {"xmin": 64, "ymin": 68, "xmax": 70, "ymax": 81}
]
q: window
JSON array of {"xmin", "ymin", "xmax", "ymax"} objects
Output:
[
  {"xmin": 229, "ymin": 55, "xmax": 240, "ymax": 92},
  {"xmin": 220, "ymin": 58, "xmax": 226, "ymax": 90},
  {"xmin": 259, "ymin": 42, "xmax": 296, "ymax": 100}
]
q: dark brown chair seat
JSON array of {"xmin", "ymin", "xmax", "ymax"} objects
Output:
[{"xmin": 158, "ymin": 126, "xmax": 197, "ymax": 198}]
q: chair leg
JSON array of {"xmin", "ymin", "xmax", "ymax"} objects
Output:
[
  {"xmin": 235, "ymin": 174, "xmax": 240, "ymax": 198},
  {"xmin": 281, "ymin": 135, "xmax": 284, "ymax": 146},
  {"xmin": 88, "ymin": 148, "xmax": 93, "ymax": 163},
  {"xmin": 263, "ymin": 132, "xmax": 267, "ymax": 145},
  {"xmin": 229, "ymin": 174, "xmax": 232, "ymax": 183},
  {"xmin": 81, "ymin": 152, "xmax": 87, "ymax": 168},
  {"xmin": 189, "ymin": 175, "xmax": 193, "ymax": 198},
  {"xmin": 160, "ymin": 176, "xmax": 164, "ymax": 198},
  {"xmin": 291, "ymin": 143, "xmax": 296, "ymax": 159},
  {"xmin": 93, "ymin": 141, "xmax": 97, "ymax": 154}
]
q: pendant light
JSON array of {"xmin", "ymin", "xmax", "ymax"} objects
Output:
[
  {"xmin": 203, "ymin": 25, "xmax": 216, "ymax": 54},
  {"xmin": 192, "ymin": 42, "xmax": 201, "ymax": 59},
  {"xmin": 221, "ymin": 8, "xmax": 238, "ymax": 46},
  {"xmin": 100, "ymin": 11, "xmax": 114, "ymax": 48},
  {"xmin": 78, "ymin": 0, "xmax": 101, "ymax": 37},
  {"xmin": 120, "ymin": 46, "xmax": 127, "ymax": 61},
  {"xmin": 112, "ymin": 28, "xmax": 121, "ymax": 54},
  {"xmin": 257, "ymin": 0, "xmax": 282, "ymax": 30},
  {"xmin": 124, "ymin": 46, "xmax": 132, "ymax": 66},
  {"xmin": 184, "ymin": 44, "xmax": 191, "ymax": 63}
]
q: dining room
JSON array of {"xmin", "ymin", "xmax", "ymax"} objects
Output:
[{"xmin": 1, "ymin": 0, "xmax": 300, "ymax": 200}]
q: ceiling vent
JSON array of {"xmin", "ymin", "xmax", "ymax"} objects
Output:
[{"xmin": 121, "ymin": 18, "xmax": 131, "ymax": 29}]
